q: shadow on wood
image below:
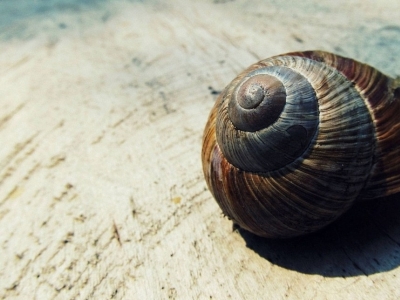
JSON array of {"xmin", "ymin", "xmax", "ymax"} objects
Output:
[{"xmin": 238, "ymin": 193, "xmax": 400, "ymax": 277}]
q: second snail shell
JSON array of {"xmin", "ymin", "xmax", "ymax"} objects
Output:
[{"xmin": 202, "ymin": 50, "xmax": 400, "ymax": 238}]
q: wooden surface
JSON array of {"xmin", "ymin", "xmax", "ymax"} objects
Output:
[{"xmin": 1, "ymin": 0, "xmax": 400, "ymax": 299}]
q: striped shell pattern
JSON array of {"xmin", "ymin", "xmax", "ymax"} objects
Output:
[{"xmin": 201, "ymin": 51, "xmax": 400, "ymax": 238}]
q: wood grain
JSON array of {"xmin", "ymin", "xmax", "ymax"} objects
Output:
[{"xmin": 1, "ymin": 0, "xmax": 400, "ymax": 299}]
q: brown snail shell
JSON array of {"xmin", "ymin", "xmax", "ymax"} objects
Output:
[{"xmin": 202, "ymin": 50, "xmax": 400, "ymax": 238}]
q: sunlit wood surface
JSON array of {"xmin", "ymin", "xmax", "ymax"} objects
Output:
[{"xmin": 1, "ymin": 1, "xmax": 400, "ymax": 299}]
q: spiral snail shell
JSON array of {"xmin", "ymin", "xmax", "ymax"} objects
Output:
[{"xmin": 202, "ymin": 50, "xmax": 400, "ymax": 238}]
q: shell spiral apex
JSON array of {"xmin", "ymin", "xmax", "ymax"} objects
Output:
[{"xmin": 201, "ymin": 50, "xmax": 400, "ymax": 238}]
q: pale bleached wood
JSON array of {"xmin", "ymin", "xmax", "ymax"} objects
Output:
[{"xmin": 1, "ymin": 0, "xmax": 400, "ymax": 299}]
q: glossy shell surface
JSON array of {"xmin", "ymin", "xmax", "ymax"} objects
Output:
[{"xmin": 202, "ymin": 51, "xmax": 400, "ymax": 238}]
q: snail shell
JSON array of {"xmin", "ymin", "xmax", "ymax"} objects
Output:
[{"xmin": 202, "ymin": 50, "xmax": 400, "ymax": 238}]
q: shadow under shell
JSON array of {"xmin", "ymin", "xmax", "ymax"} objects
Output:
[{"xmin": 238, "ymin": 192, "xmax": 400, "ymax": 277}]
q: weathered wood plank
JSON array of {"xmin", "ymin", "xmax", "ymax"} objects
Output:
[{"xmin": 1, "ymin": 0, "xmax": 400, "ymax": 299}]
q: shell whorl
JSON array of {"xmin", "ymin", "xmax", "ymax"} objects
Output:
[
  {"xmin": 218, "ymin": 65, "xmax": 319, "ymax": 172},
  {"xmin": 202, "ymin": 51, "xmax": 400, "ymax": 238}
]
